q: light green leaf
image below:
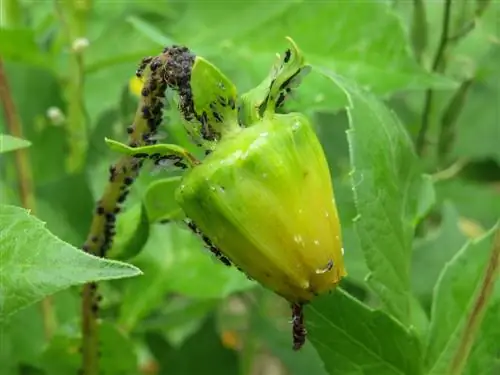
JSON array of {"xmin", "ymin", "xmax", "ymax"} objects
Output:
[
  {"xmin": 424, "ymin": 223, "xmax": 500, "ymax": 375},
  {"xmin": 307, "ymin": 289, "xmax": 422, "ymax": 375},
  {"xmin": 0, "ymin": 205, "xmax": 142, "ymax": 320},
  {"xmin": 0, "ymin": 134, "xmax": 31, "ymax": 153},
  {"xmin": 320, "ymin": 70, "xmax": 422, "ymax": 325},
  {"xmin": 412, "ymin": 202, "xmax": 468, "ymax": 305},
  {"xmin": 143, "ymin": 177, "xmax": 184, "ymax": 222},
  {"xmin": 126, "ymin": 15, "xmax": 175, "ymax": 46}
]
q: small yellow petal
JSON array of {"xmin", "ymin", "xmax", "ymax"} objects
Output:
[{"xmin": 129, "ymin": 76, "xmax": 144, "ymax": 97}]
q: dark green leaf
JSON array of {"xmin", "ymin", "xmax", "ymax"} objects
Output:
[
  {"xmin": 0, "ymin": 205, "xmax": 142, "ymax": 320},
  {"xmin": 307, "ymin": 289, "xmax": 422, "ymax": 375},
  {"xmin": 143, "ymin": 177, "xmax": 183, "ymax": 222},
  {"xmin": 146, "ymin": 315, "xmax": 239, "ymax": 375},
  {"xmin": 107, "ymin": 203, "xmax": 150, "ymax": 260},
  {"xmin": 321, "ymin": 71, "xmax": 422, "ymax": 325},
  {"xmin": 0, "ymin": 28, "xmax": 49, "ymax": 67}
]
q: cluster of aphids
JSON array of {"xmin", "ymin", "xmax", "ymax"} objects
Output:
[
  {"xmin": 185, "ymin": 217, "xmax": 251, "ymax": 279},
  {"xmin": 185, "ymin": 218, "xmax": 232, "ymax": 266},
  {"xmin": 82, "ymin": 46, "xmax": 199, "ymax": 260},
  {"xmin": 263, "ymin": 48, "xmax": 310, "ymax": 112}
]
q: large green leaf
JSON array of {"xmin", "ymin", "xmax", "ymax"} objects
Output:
[
  {"xmin": 320, "ymin": 70, "xmax": 423, "ymax": 325},
  {"xmin": 0, "ymin": 205, "xmax": 142, "ymax": 320},
  {"xmin": 167, "ymin": 0, "xmax": 453, "ymax": 113},
  {"xmin": 307, "ymin": 289, "xmax": 422, "ymax": 375},
  {"xmin": 424, "ymin": 223, "xmax": 500, "ymax": 375}
]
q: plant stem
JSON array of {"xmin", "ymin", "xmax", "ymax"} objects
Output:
[
  {"xmin": 437, "ymin": 79, "xmax": 473, "ymax": 165},
  {"xmin": 416, "ymin": 0, "xmax": 453, "ymax": 156},
  {"xmin": 448, "ymin": 225, "xmax": 500, "ymax": 375},
  {"xmin": 410, "ymin": 0, "xmax": 428, "ymax": 63},
  {"xmin": 0, "ymin": 58, "xmax": 57, "ymax": 340},
  {"xmin": 80, "ymin": 48, "xmax": 190, "ymax": 374},
  {"xmin": 54, "ymin": 0, "xmax": 90, "ymax": 173}
]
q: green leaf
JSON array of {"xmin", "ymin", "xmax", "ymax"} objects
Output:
[
  {"xmin": 0, "ymin": 304, "xmax": 46, "ymax": 370},
  {"xmin": 143, "ymin": 177, "xmax": 184, "ymax": 222},
  {"xmin": 415, "ymin": 175, "xmax": 436, "ymax": 224},
  {"xmin": 168, "ymin": 0, "xmax": 454, "ymax": 113},
  {"xmin": 146, "ymin": 315, "xmax": 239, "ymax": 375},
  {"xmin": 119, "ymin": 224, "xmax": 254, "ymax": 330},
  {"xmin": 0, "ymin": 28, "xmax": 49, "ymax": 67},
  {"xmin": 0, "ymin": 205, "xmax": 142, "ymax": 320},
  {"xmin": 424, "ymin": 223, "xmax": 500, "ymax": 375},
  {"xmin": 107, "ymin": 203, "xmax": 150, "ymax": 260},
  {"xmin": 307, "ymin": 289, "xmax": 422, "ymax": 375},
  {"xmin": 126, "ymin": 15, "xmax": 175, "ymax": 46},
  {"xmin": 0, "ymin": 134, "xmax": 31, "ymax": 153},
  {"xmin": 320, "ymin": 70, "xmax": 422, "ymax": 325},
  {"xmin": 412, "ymin": 202, "xmax": 468, "ymax": 305}
]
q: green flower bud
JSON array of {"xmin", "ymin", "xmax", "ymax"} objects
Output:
[
  {"xmin": 106, "ymin": 39, "xmax": 347, "ymax": 350},
  {"xmin": 176, "ymin": 111, "xmax": 347, "ymax": 303}
]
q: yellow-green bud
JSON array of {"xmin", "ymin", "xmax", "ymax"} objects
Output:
[
  {"xmin": 176, "ymin": 111, "xmax": 347, "ymax": 303},
  {"xmin": 105, "ymin": 39, "xmax": 347, "ymax": 350}
]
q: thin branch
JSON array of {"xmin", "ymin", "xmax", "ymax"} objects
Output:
[
  {"xmin": 410, "ymin": 0, "xmax": 428, "ymax": 63},
  {"xmin": 437, "ymin": 79, "xmax": 473, "ymax": 164},
  {"xmin": 416, "ymin": 0, "xmax": 454, "ymax": 156},
  {"xmin": 0, "ymin": 58, "xmax": 57, "ymax": 339},
  {"xmin": 449, "ymin": 225, "xmax": 500, "ymax": 375}
]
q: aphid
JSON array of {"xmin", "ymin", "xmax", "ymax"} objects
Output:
[
  {"xmin": 284, "ymin": 48, "xmax": 291, "ymax": 63},
  {"xmin": 123, "ymin": 176, "xmax": 134, "ymax": 186},
  {"xmin": 109, "ymin": 166, "xmax": 117, "ymax": 182},
  {"xmin": 142, "ymin": 106, "xmax": 151, "ymax": 118}
]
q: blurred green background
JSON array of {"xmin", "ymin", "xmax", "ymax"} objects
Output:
[{"xmin": 0, "ymin": 1, "xmax": 499, "ymax": 374}]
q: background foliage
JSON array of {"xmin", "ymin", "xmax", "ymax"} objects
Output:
[{"xmin": 1, "ymin": 1, "xmax": 499, "ymax": 375}]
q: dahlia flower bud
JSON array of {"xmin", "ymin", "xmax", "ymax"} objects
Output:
[
  {"xmin": 176, "ymin": 111, "xmax": 347, "ymax": 303},
  {"xmin": 106, "ymin": 38, "xmax": 347, "ymax": 350}
]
